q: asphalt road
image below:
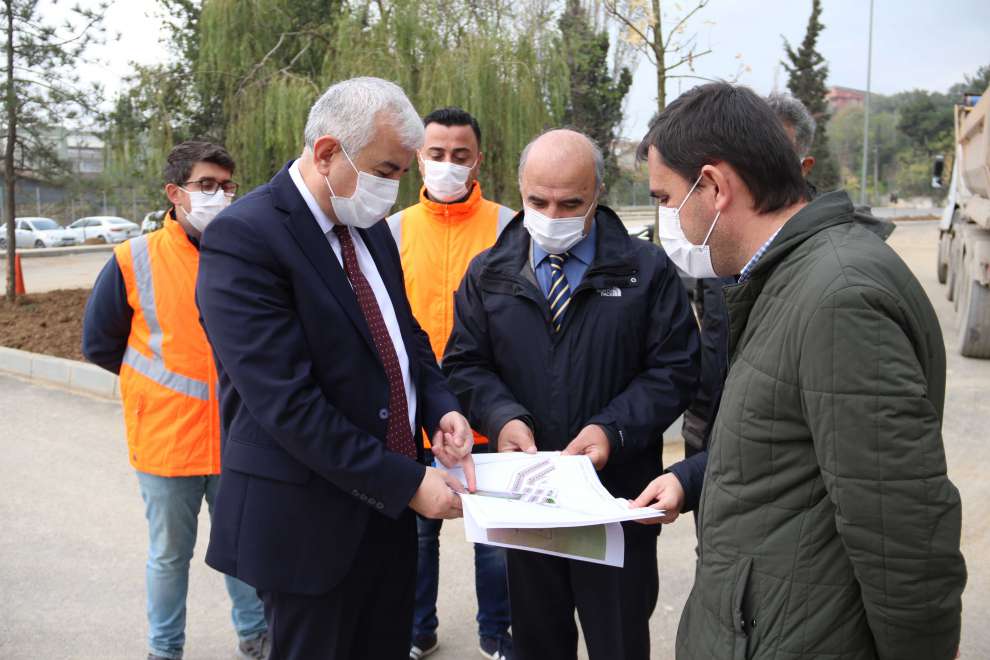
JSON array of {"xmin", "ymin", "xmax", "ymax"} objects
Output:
[
  {"xmin": 0, "ymin": 220, "xmax": 986, "ymax": 659},
  {"xmin": 0, "ymin": 250, "xmax": 112, "ymax": 294}
]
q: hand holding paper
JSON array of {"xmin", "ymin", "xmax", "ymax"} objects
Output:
[
  {"xmin": 561, "ymin": 424, "xmax": 611, "ymax": 470},
  {"xmin": 431, "ymin": 411, "xmax": 476, "ymax": 491},
  {"xmin": 631, "ymin": 472, "xmax": 685, "ymax": 524}
]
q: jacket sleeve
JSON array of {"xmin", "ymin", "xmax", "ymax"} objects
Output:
[
  {"xmin": 197, "ymin": 212, "xmax": 426, "ymax": 519},
  {"xmin": 585, "ymin": 252, "xmax": 701, "ymax": 463},
  {"xmin": 81, "ymin": 255, "xmax": 133, "ymax": 374},
  {"xmin": 442, "ymin": 256, "xmax": 532, "ymax": 442},
  {"xmin": 665, "ymin": 449, "xmax": 707, "ymax": 513},
  {"xmin": 799, "ymin": 284, "xmax": 965, "ymax": 660}
]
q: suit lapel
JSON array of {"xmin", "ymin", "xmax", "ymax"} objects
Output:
[{"xmin": 273, "ymin": 166, "xmax": 379, "ymax": 358}]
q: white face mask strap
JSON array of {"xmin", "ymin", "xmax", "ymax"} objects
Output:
[
  {"xmin": 677, "ymin": 174, "xmax": 705, "ymax": 212},
  {"xmin": 702, "ymin": 210, "xmax": 721, "ymax": 246}
]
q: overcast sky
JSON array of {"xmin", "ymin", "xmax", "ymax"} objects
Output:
[{"xmin": 78, "ymin": 0, "xmax": 990, "ymax": 139}]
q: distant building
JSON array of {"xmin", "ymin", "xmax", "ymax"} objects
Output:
[{"xmin": 827, "ymin": 86, "xmax": 867, "ymax": 112}]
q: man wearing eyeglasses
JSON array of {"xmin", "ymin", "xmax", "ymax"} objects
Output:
[{"xmin": 82, "ymin": 141, "xmax": 269, "ymax": 660}]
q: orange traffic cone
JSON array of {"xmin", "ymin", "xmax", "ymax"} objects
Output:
[{"xmin": 14, "ymin": 254, "xmax": 25, "ymax": 295}]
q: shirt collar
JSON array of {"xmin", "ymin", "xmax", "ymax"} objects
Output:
[
  {"xmin": 738, "ymin": 226, "xmax": 782, "ymax": 283},
  {"xmin": 532, "ymin": 219, "xmax": 597, "ymax": 268},
  {"xmin": 289, "ymin": 159, "xmax": 335, "ymax": 235}
]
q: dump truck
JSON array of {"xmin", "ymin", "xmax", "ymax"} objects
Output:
[{"xmin": 936, "ymin": 85, "xmax": 990, "ymax": 358}]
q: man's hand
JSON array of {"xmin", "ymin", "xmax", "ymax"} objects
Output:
[
  {"xmin": 631, "ymin": 472, "xmax": 685, "ymax": 524},
  {"xmin": 562, "ymin": 424, "xmax": 611, "ymax": 470},
  {"xmin": 431, "ymin": 411, "xmax": 476, "ymax": 491},
  {"xmin": 409, "ymin": 466, "xmax": 466, "ymax": 520},
  {"xmin": 497, "ymin": 419, "xmax": 537, "ymax": 454}
]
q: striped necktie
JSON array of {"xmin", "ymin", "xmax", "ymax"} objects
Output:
[{"xmin": 547, "ymin": 253, "xmax": 572, "ymax": 332}]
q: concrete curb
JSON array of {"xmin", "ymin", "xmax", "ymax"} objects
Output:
[
  {"xmin": 0, "ymin": 244, "xmax": 116, "ymax": 259},
  {"xmin": 0, "ymin": 346, "xmax": 118, "ymax": 399}
]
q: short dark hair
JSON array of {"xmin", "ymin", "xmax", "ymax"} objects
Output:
[
  {"xmin": 423, "ymin": 107, "xmax": 481, "ymax": 148},
  {"xmin": 637, "ymin": 83, "xmax": 807, "ymax": 213},
  {"xmin": 163, "ymin": 141, "xmax": 236, "ymax": 186}
]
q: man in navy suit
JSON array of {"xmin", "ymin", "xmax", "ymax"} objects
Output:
[{"xmin": 197, "ymin": 77, "xmax": 477, "ymax": 660}]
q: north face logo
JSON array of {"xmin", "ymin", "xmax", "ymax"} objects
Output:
[{"xmin": 598, "ymin": 287, "xmax": 622, "ymax": 297}]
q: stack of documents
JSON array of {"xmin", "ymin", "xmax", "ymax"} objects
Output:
[{"xmin": 446, "ymin": 452, "xmax": 662, "ymax": 567}]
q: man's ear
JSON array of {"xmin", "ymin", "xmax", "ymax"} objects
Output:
[
  {"xmin": 801, "ymin": 156, "xmax": 816, "ymax": 177},
  {"xmin": 312, "ymin": 135, "xmax": 341, "ymax": 176},
  {"xmin": 701, "ymin": 163, "xmax": 732, "ymax": 213},
  {"xmin": 164, "ymin": 183, "xmax": 183, "ymax": 208}
]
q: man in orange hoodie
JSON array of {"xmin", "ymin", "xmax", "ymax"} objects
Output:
[{"xmin": 388, "ymin": 108, "xmax": 515, "ymax": 660}]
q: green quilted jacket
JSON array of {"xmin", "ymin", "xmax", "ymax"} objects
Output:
[{"xmin": 676, "ymin": 191, "xmax": 966, "ymax": 660}]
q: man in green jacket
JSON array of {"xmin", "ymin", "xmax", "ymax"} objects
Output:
[{"xmin": 634, "ymin": 82, "xmax": 966, "ymax": 660}]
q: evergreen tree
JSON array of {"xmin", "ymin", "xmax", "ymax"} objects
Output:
[
  {"xmin": 783, "ymin": 0, "xmax": 839, "ymax": 192},
  {"xmin": 559, "ymin": 0, "xmax": 632, "ymax": 193}
]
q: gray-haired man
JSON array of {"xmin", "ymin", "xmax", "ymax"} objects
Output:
[{"xmin": 199, "ymin": 77, "xmax": 476, "ymax": 659}]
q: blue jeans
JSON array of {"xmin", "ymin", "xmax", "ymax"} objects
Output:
[
  {"xmin": 137, "ymin": 471, "xmax": 267, "ymax": 659},
  {"xmin": 414, "ymin": 515, "xmax": 511, "ymax": 640}
]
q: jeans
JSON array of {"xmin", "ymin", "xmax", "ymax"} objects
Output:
[
  {"xmin": 414, "ymin": 515, "xmax": 511, "ymax": 640},
  {"xmin": 137, "ymin": 471, "xmax": 267, "ymax": 659}
]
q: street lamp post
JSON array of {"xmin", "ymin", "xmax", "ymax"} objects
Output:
[{"xmin": 860, "ymin": 0, "xmax": 875, "ymax": 206}]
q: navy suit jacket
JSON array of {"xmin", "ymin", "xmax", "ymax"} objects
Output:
[{"xmin": 198, "ymin": 163, "xmax": 460, "ymax": 595}]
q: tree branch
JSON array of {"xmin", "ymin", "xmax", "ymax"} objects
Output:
[
  {"xmin": 664, "ymin": 0, "xmax": 710, "ymax": 47},
  {"xmin": 604, "ymin": 1, "xmax": 655, "ymax": 51},
  {"xmin": 663, "ymin": 48, "xmax": 713, "ymax": 73}
]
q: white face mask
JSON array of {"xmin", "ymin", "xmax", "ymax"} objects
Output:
[
  {"xmin": 324, "ymin": 146, "xmax": 400, "ymax": 229},
  {"xmin": 180, "ymin": 190, "xmax": 231, "ymax": 233},
  {"xmin": 523, "ymin": 198, "xmax": 596, "ymax": 255},
  {"xmin": 421, "ymin": 156, "xmax": 475, "ymax": 202},
  {"xmin": 658, "ymin": 174, "xmax": 720, "ymax": 279}
]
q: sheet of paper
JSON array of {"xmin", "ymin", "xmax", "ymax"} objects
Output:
[
  {"xmin": 463, "ymin": 505, "xmax": 627, "ymax": 567},
  {"xmin": 448, "ymin": 452, "xmax": 663, "ymax": 529}
]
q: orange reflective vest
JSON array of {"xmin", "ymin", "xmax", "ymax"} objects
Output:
[
  {"xmin": 114, "ymin": 214, "xmax": 220, "ymax": 476},
  {"xmin": 387, "ymin": 184, "xmax": 515, "ymax": 446}
]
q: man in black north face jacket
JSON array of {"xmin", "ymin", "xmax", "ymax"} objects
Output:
[{"xmin": 442, "ymin": 129, "xmax": 699, "ymax": 660}]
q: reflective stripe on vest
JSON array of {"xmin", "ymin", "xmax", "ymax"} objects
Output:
[{"xmin": 125, "ymin": 236, "xmax": 209, "ymax": 401}]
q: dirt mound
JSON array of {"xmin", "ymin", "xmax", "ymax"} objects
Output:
[{"xmin": 0, "ymin": 289, "xmax": 91, "ymax": 361}]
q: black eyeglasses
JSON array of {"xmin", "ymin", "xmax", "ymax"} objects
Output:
[{"xmin": 181, "ymin": 178, "xmax": 239, "ymax": 196}]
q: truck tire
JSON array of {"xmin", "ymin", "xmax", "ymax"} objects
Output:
[{"xmin": 957, "ymin": 250, "xmax": 990, "ymax": 359}]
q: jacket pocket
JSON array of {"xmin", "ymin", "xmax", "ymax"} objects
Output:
[
  {"xmin": 731, "ymin": 556, "xmax": 754, "ymax": 660},
  {"xmin": 223, "ymin": 437, "xmax": 312, "ymax": 485}
]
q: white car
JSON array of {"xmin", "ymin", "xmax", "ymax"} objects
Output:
[
  {"xmin": 67, "ymin": 216, "xmax": 141, "ymax": 244},
  {"xmin": 0, "ymin": 217, "xmax": 77, "ymax": 249}
]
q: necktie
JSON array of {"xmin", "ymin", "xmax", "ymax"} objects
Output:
[
  {"xmin": 332, "ymin": 225, "xmax": 416, "ymax": 459},
  {"xmin": 547, "ymin": 253, "xmax": 572, "ymax": 333}
]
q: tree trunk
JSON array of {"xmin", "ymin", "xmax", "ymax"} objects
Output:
[
  {"xmin": 653, "ymin": 0, "xmax": 664, "ymax": 114},
  {"xmin": 4, "ymin": 1, "xmax": 16, "ymax": 300}
]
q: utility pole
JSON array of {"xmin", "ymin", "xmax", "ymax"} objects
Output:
[
  {"xmin": 35, "ymin": 186, "xmax": 40, "ymax": 215},
  {"xmin": 874, "ymin": 144, "xmax": 880, "ymax": 204},
  {"xmin": 859, "ymin": 0, "xmax": 874, "ymax": 206}
]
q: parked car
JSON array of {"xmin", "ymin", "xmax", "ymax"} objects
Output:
[
  {"xmin": 67, "ymin": 216, "xmax": 141, "ymax": 244},
  {"xmin": 141, "ymin": 210, "xmax": 167, "ymax": 234},
  {"xmin": 0, "ymin": 217, "xmax": 77, "ymax": 249}
]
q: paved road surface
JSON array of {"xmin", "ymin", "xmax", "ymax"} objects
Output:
[
  {"xmin": 1, "ymin": 251, "xmax": 111, "ymax": 294},
  {"xmin": 0, "ymin": 221, "xmax": 987, "ymax": 659}
]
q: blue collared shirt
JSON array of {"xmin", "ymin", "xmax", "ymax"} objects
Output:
[
  {"xmin": 531, "ymin": 221, "xmax": 597, "ymax": 297},
  {"xmin": 738, "ymin": 227, "xmax": 782, "ymax": 283}
]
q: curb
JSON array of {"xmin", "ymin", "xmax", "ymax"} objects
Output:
[
  {"xmin": 0, "ymin": 244, "xmax": 116, "ymax": 259},
  {"xmin": 0, "ymin": 346, "xmax": 118, "ymax": 399}
]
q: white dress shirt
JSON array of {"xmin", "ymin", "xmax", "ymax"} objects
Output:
[{"xmin": 289, "ymin": 160, "xmax": 417, "ymax": 435}]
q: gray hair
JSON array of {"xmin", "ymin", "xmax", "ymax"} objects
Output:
[
  {"xmin": 766, "ymin": 92, "xmax": 816, "ymax": 158},
  {"xmin": 518, "ymin": 129, "xmax": 605, "ymax": 190},
  {"xmin": 303, "ymin": 77, "xmax": 424, "ymax": 155}
]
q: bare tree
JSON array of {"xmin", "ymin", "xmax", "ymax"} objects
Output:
[
  {"xmin": 604, "ymin": 0, "xmax": 732, "ymax": 114},
  {"xmin": 2, "ymin": 0, "xmax": 106, "ymax": 300}
]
